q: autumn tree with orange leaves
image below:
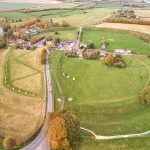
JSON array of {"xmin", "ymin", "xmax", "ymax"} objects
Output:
[{"xmin": 47, "ymin": 110, "xmax": 80, "ymax": 150}]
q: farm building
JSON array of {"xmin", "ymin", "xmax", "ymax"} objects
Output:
[
  {"xmin": 80, "ymin": 43, "xmax": 87, "ymax": 49},
  {"xmin": 65, "ymin": 42, "xmax": 79, "ymax": 53},
  {"xmin": 26, "ymin": 28, "xmax": 39, "ymax": 36},
  {"xmin": 115, "ymin": 49, "xmax": 132, "ymax": 55}
]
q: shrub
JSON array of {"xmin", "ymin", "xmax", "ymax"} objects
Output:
[
  {"xmin": 87, "ymin": 42, "xmax": 94, "ymax": 49},
  {"xmin": 140, "ymin": 86, "xmax": 150, "ymax": 105},
  {"xmin": 105, "ymin": 17, "xmax": 150, "ymax": 25},
  {"xmin": 14, "ymin": 42, "xmax": 22, "ymax": 49},
  {"xmin": 3, "ymin": 136, "xmax": 17, "ymax": 149},
  {"xmin": 30, "ymin": 36, "xmax": 44, "ymax": 45},
  {"xmin": 82, "ymin": 50, "xmax": 99, "ymax": 59},
  {"xmin": 62, "ymin": 21, "xmax": 70, "ymax": 27},
  {"xmin": 104, "ymin": 54, "xmax": 113, "ymax": 65},
  {"xmin": 55, "ymin": 31, "xmax": 59, "ymax": 35},
  {"xmin": 53, "ymin": 37, "xmax": 60, "ymax": 45},
  {"xmin": 104, "ymin": 54, "xmax": 126, "ymax": 68},
  {"xmin": 17, "ymin": 19, "xmax": 38, "ymax": 28},
  {"xmin": 0, "ymin": 37, "xmax": 7, "ymax": 49},
  {"xmin": 47, "ymin": 110, "xmax": 80, "ymax": 150},
  {"xmin": 113, "ymin": 61, "xmax": 125, "ymax": 68},
  {"xmin": 41, "ymin": 47, "xmax": 46, "ymax": 64},
  {"xmin": 65, "ymin": 51, "xmax": 79, "ymax": 58}
]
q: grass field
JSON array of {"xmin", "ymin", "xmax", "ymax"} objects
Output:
[
  {"xmin": 0, "ymin": 49, "xmax": 45, "ymax": 148},
  {"xmin": 0, "ymin": 16, "xmax": 4, "ymax": 21},
  {"xmin": 4, "ymin": 48, "xmax": 45, "ymax": 98},
  {"xmin": 49, "ymin": 50, "xmax": 150, "ymax": 149},
  {"xmin": 80, "ymin": 136, "xmax": 150, "ymax": 150},
  {"xmin": 46, "ymin": 8, "xmax": 115, "ymax": 27},
  {"xmin": 28, "ymin": 9, "xmax": 72, "ymax": 17},
  {"xmin": 0, "ymin": 2, "xmax": 42, "ymax": 9},
  {"xmin": 41, "ymin": 9, "xmax": 84, "ymax": 20},
  {"xmin": 0, "ymin": 11, "xmax": 34, "ymax": 20},
  {"xmin": 41, "ymin": 29, "xmax": 77, "ymax": 41},
  {"xmin": 81, "ymin": 29, "xmax": 150, "ymax": 54}
]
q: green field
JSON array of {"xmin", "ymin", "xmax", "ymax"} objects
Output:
[
  {"xmin": 46, "ymin": 8, "xmax": 115, "ymax": 26},
  {"xmin": 81, "ymin": 29, "xmax": 150, "ymax": 54},
  {"xmin": 80, "ymin": 136, "xmax": 150, "ymax": 150},
  {"xmin": 0, "ymin": 16, "xmax": 4, "ymax": 21},
  {"xmin": 0, "ymin": 2, "xmax": 42, "ymax": 9},
  {"xmin": 49, "ymin": 51, "xmax": 150, "ymax": 149},
  {"xmin": 0, "ymin": 11, "xmax": 34, "ymax": 20},
  {"xmin": 28, "ymin": 9, "xmax": 72, "ymax": 17},
  {"xmin": 41, "ymin": 29, "xmax": 77, "ymax": 41}
]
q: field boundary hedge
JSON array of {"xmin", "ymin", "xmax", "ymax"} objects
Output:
[{"xmin": 105, "ymin": 18, "xmax": 150, "ymax": 26}]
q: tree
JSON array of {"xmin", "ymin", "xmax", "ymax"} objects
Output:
[
  {"xmin": 59, "ymin": 110, "xmax": 80, "ymax": 146},
  {"xmin": 3, "ymin": 136, "xmax": 17, "ymax": 149},
  {"xmin": 87, "ymin": 42, "xmax": 94, "ymax": 49},
  {"xmin": 62, "ymin": 21, "xmax": 70, "ymax": 27},
  {"xmin": 140, "ymin": 86, "xmax": 150, "ymax": 105},
  {"xmin": 47, "ymin": 110, "xmax": 80, "ymax": 150},
  {"xmin": 41, "ymin": 47, "xmax": 46, "ymax": 64},
  {"xmin": 53, "ymin": 38, "xmax": 60, "ymax": 45},
  {"xmin": 47, "ymin": 116, "xmax": 71, "ymax": 150},
  {"xmin": 104, "ymin": 54, "xmax": 113, "ymax": 65},
  {"xmin": 0, "ymin": 37, "xmax": 7, "ymax": 49}
]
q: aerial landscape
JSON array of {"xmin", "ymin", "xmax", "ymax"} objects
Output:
[{"xmin": 0, "ymin": 0, "xmax": 150, "ymax": 150}]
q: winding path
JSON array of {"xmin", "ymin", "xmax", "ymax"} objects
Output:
[
  {"xmin": 20, "ymin": 50, "xmax": 52, "ymax": 150},
  {"xmin": 81, "ymin": 127, "xmax": 150, "ymax": 140}
]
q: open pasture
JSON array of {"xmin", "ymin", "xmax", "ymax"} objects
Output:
[
  {"xmin": 50, "ymin": 51, "xmax": 150, "ymax": 135},
  {"xmin": 28, "ymin": 9, "xmax": 72, "ymax": 17},
  {"xmin": 48, "ymin": 8, "xmax": 115, "ymax": 27},
  {"xmin": 42, "ymin": 9, "xmax": 83, "ymax": 20},
  {"xmin": 81, "ymin": 29, "xmax": 150, "ymax": 54},
  {"xmin": 41, "ymin": 29, "xmax": 77, "ymax": 41}
]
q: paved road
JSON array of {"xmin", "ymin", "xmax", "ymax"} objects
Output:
[
  {"xmin": 77, "ymin": 26, "xmax": 83, "ymax": 59},
  {"xmin": 21, "ymin": 50, "xmax": 52, "ymax": 150}
]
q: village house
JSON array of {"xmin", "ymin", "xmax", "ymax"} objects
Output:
[
  {"xmin": 80, "ymin": 43, "xmax": 87, "ymax": 49},
  {"xmin": 65, "ymin": 42, "xmax": 79, "ymax": 53},
  {"xmin": 26, "ymin": 28, "xmax": 39, "ymax": 36},
  {"xmin": 115, "ymin": 49, "xmax": 132, "ymax": 55}
]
